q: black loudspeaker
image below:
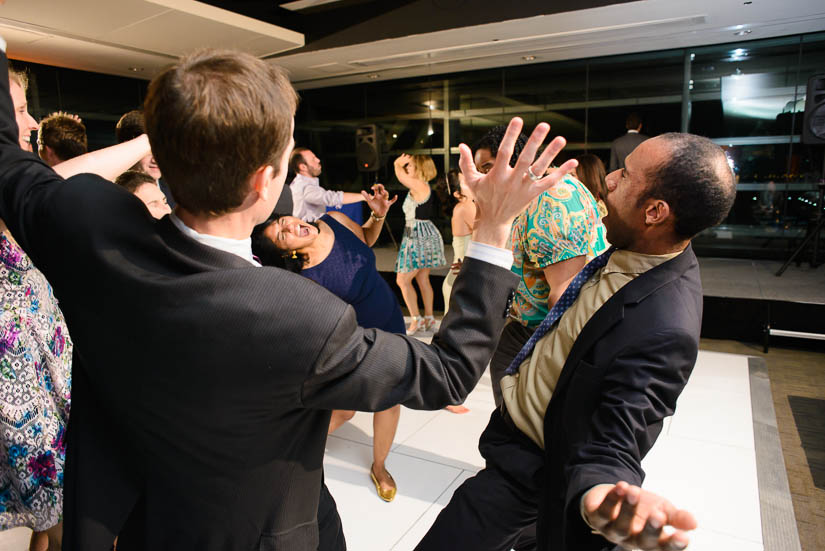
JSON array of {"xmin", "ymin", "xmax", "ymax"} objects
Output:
[
  {"xmin": 803, "ymin": 73, "xmax": 825, "ymax": 144},
  {"xmin": 356, "ymin": 124, "xmax": 381, "ymax": 172}
]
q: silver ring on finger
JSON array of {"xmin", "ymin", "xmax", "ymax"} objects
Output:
[{"xmin": 527, "ymin": 166, "xmax": 541, "ymax": 182}]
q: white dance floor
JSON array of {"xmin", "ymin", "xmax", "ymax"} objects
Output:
[{"xmin": 324, "ymin": 347, "xmax": 768, "ymax": 551}]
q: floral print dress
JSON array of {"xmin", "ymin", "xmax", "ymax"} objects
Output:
[{"xmin": 0, "ymin": 232, "xmax": 72, "ymax": 531}]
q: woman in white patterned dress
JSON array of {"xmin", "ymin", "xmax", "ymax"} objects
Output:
[{"xmin": 393, "ymin": 154, "xmax": 446, "ymax": 335}]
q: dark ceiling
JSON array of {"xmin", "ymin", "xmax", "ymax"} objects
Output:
[{"xmin": 202, "ymin": 0, "xmax": 638, "ymax": 55}]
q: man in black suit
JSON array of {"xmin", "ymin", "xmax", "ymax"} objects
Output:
[
  {"xmin": 609, "ymin": 112, "xmax": 649, "ymax": 172},
  {"xmin": 416, "ymin": 133, "xmax": 737, "ymax": 551},
  {"xmin": 0, "ymin": 45, "xmax": 580, "ymax": 550}
]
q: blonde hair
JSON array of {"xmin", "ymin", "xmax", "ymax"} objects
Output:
[
  {"xmin": 410, "ymin": 155, "xmax": 437, "ymax": 182},
  {"xmin": 8, "ymin": 68, "xmax": 29, "ymax": 93}
]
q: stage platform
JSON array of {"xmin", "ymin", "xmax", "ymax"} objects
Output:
[{"xmin": 373, "ymin": 245, "xmax": 825, "ymax": 347}]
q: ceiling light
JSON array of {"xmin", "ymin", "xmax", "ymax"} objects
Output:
[
  {"xmin": 128, "ymin": 67, "xmax": 144, "ymax": 73},
  {"xmin": 734, "ymin": 29, "xmax": 752, "ymax": 36},
  {"xmin": 392, "ymin": 133, "xmax": 398, "ymax": 139},
  {"xmin": 522, "ymin": 55, "xmax": 536, "ymax": 61},
  {"xmin": 367, "ymin": 73, "xmax": 380, "ymax": 79}
]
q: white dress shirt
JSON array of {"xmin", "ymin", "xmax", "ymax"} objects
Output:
[{"xmin": 290, "ymin": 173, "xmax": 344, "ymax": 222}]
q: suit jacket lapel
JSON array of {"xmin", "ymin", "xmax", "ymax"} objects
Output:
[{"xmin": 551, "ymin": 245, "xmax": 698, "ymax": 399}]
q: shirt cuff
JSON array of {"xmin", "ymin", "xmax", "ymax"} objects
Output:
[
  {"xmin": 0, "ymin": 37, "xmax": 6, "ymax": 53},
  {"xmin": 465, "ymin": 241, "xmax": 513, "ymax": 270}
]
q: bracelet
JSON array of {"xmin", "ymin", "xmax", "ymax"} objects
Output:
[{"xmin": 370, "ymin": 211, "xmax": 385, "ymax": 221}]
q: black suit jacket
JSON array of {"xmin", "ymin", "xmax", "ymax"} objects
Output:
[
  {"xmin": 538, "ymin": 246, "xmax": 702, "ymax": 551},
  {"xmin": 609, "ymin": 132, "xmax": 648, "ymax": 171},
  {"xmin": 0, "ymin": 52, "xmax": 517, "ymax": 550}
]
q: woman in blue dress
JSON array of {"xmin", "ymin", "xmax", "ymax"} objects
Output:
[{"xmin": 251, "ymin": 184, "xmax": 403, "ymax": 503}]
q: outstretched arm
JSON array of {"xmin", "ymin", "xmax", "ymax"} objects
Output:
[
  {"xmin": 53, "ymin": 134, "xmax": 151, "ymax": 181},
  {"xmin": 302, "ymin": 117, "xmax": 581, "ymax": 412}
]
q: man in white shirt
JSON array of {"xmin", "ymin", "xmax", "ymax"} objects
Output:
[{"xmin": 289, "ymin": 147, "xmax": 366, "ymax": 221}]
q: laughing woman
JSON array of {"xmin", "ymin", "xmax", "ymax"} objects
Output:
[{"xmin": 251, "ymin": 184, "xmax": 404, "ymax": 503}]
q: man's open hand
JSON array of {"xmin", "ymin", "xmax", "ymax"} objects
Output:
[
  {"xmin": 459, "ymin": 117, "xmax": 577, "ymax": 247},
  {"xmin": 582, "ymin": 482, "xmax": 697, "ymax": 550}
]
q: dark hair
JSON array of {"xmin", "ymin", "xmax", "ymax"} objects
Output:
[
  {"xmin": 474, "ymin": 125, "xmax": 529, "ymax": 167},
  {"xmin": 250, "ymin": 216, "xmax": 312, "ymax": 273},
  {"xmin": 144, "ymin": 49, "xmax": 299, "ymax": 216},
  {"xmin": 638, "ymin": 133, "xmax": 737, "ymax": 239},
  {"xmin": 116, "ymin": 110, "xmax": 146, "ymax": 143},
  {"xmin": 289, "ymin": 147, "xmax": 310, "ymax": 176},
  {"xmin": 625, "ymin": 112, "xmax": 643, "ymax": 131},
  {"xmin": 38, "ymin": 112, "xmax": 88, "ymax": 161},
  {"xmin": 432, "ymin": 175, "xmax": 452, "ymax": 218},
  {"xmin": 115, "ymin": 170, "xmax": 156, "ymax": 194},
  {"xmin": 574, "ymin": 153, "xmax": 607, "ymax": 201}
]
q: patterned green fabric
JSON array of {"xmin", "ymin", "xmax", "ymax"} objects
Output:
[{"xmin": 508, "ymin": 175, "xmax": 608, "ymax": 328}]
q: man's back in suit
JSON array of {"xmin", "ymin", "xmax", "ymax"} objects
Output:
[{"xmin": 609, "ymin": 131, "xmax": 648, "ymax": 171}]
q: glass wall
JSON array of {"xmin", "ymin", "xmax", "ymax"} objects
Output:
[
  {"xmin": 295, "ymin": 31, "xmax": 825, "ymax": 258},
  {"xmin": 13, "ymin": 31, "xmax": 825, "ymax": 258}
]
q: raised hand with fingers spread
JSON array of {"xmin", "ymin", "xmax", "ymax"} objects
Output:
[{"xmin": 458, "ymin": 117, "xmax": 578, "ymax": 247}]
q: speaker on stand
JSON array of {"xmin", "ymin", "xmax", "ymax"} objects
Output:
[
  {"xmin": 776, "ymin": 74, "xmax": 825, "ymax": 276},
  {"xmin": 356, "ymin": 124, "xmax": 398, "ymax": 250}
]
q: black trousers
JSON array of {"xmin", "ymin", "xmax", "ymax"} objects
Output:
[
  {"xmin": 318, "ymin": 477, "xmax": 346, "ymax": 551},
  {"xmin": 489, "ymin": 321, "xmax": 535, "ymax": 408},
  {"xmin": 414, "ymin": 410, "xmax": 544, "ymax": 551}
]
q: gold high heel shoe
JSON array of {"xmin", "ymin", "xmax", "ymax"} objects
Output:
[{"xmin": 370, "ymin": 465, "xmax": 397, "ymax": 502}]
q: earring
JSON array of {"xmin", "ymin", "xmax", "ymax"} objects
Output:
[{"xmin": 291, "ymin": 250, "xmax": 298, "ymax": 259}]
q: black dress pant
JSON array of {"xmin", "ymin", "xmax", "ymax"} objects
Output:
[
  {"xmin": 414, "ymin": 410, "xmax": 544, "ymax": 551},
  {"xmin": 318, "ymin": 477, "xmax": 346, "ymax": 551}
]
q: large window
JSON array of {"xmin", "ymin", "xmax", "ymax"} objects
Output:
[
  {"xmin": 14, "ymin": 31, "xmax": 825, "ymax": 258},
  {"xmin": 294, "ymin": 32, "xmax": 825, "ymax": 257}
]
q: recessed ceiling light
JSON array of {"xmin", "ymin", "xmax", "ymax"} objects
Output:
[
  {"xmin": 734, "ymin": 29, "xmax": 752, "ymax": 36},
  {"xmin": 522, "ymin": 55, "xmax": 536, "ymax": 61},
  {"xmin": 128, "ymin": 67, "xmax": 144, "ymax": 72}
]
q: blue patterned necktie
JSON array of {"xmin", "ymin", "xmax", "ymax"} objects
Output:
[{"xmin": 505, "ymin": 247, "xmax": 616, "ymax": 375}]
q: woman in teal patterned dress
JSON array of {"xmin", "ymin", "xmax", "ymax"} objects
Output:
[{"xmin": 393, "ymin": 154, "xmax": 446, "ymax": 335}]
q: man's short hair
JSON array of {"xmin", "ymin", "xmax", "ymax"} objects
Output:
[
  {"xmin": 289, "ymin": 147, "xmax": 309, "ymax": 175},
  {"xmin": 38, "ymin": 112, "xmax": 88, "ymax": 161},
  {"xmin": 116, "ymin": 110, "xmax": 146, "ymax": 143},
  {"xmin": 8, "ymin": 67, "xmax": 28, "ymax": 93},
  {"xmin": 625, "ymin": 112, "xmax": 643, "ymax": 130},
  {"xmin": 115, "ymin": 170, "xmax": 156, "ymax": 194},
  {"xmin": 474, "ymin": 125, "xmax": 528, "ymax": 167},
  {"xmin": 639, "ymin": 133, "xmax": 736, "ymax": 239},
  {"xmin": 144, "ymin": 49, "xmax": 299, "ymax": 216}
]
